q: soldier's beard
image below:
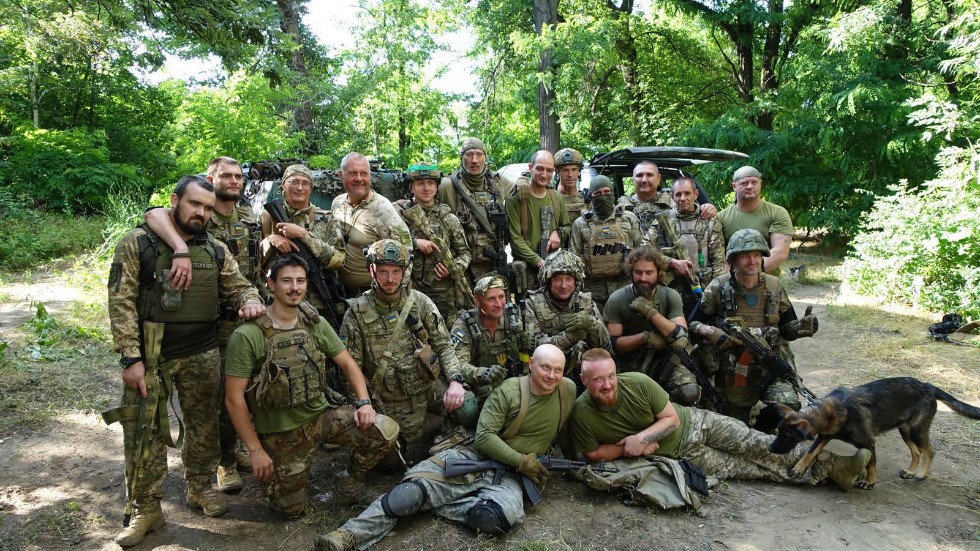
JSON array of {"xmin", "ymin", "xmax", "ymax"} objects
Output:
[
  {"xmin": 592, "ymin": 388, "xmax": 618, "ymax": 407},
  {"xmin": 215, "ymin": 188, "xmax": 241, "ymax": 202},
  {"xmin": 633, "ymin": 281, "xmax": 655, "ymax": 298}
]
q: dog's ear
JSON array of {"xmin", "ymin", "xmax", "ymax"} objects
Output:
[{"xmin": 773, "ymin": 402, "xmax": 796, "ymax": 419}]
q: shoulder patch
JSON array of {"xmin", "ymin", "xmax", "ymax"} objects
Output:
[{"xmin": 450, "ymin": 327, "xmax": 467, "ymax": 347}]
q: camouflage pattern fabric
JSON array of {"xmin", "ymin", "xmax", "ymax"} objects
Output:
[
  {"xmin": 211, "ymin": 204, "xmax": 264, "ymax": 341},
  {"xmin": 618, "ymin": 191, "xmax": 672, "ymax": 235},
  {"xmin": 340, "ymin": 447, "xmax": 525, "ymax": 550},
  {"xmin": 560, "ymin": 191, "xmax": 586, "ymax": 230},
  {"xmin": 523, "ymin": 289, "xmax": 609, "ymax": 378},
  {"xmin": 438, "ymin": 171, "xmax": 513, "ymax": 283},
  {"xmin": 258, "ymin": 405, "xmax": 397, "ymax": 518},
  {"xmin": 120, "ymin": 348, "xmax": 223, "ymax": 502},
  {"xmin": 569, "ymin": 208, "xmax": 642, "ymax": 309},
  {"xmin": 331, "ymin": 192, "xmax": 413, "ymax": 292},
  {"xmin": 396, "ymin": 202, "xmax": 471, "ymax": 320}
]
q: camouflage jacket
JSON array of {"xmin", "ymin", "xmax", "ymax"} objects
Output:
[{"xmin": 618, "ymin": 191, "xmax": 672, "ymax": 235}]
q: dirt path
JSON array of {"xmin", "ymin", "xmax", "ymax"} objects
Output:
[{"xmin": 1, "ymin": 276, "xmax": 977, "ymax": 551}]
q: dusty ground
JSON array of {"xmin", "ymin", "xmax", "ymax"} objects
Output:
[{"xmin": 0, "ymin": 271, "xmax": 978, "ymax": 551}]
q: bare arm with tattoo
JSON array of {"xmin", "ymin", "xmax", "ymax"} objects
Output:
[{"xmin": 583, "ymin": 401, "xmax": 681, "ymax": 461}]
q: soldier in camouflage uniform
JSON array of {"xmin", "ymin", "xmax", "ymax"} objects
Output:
[
  {"xmin": 224, "ymin": 255, "xmax": 399, "ymax": 518},
  {"xmin": 569, "ymin": 175, "xmax": 642, "ymax": 311},
  {"xmin": 107, "ymin": 176, "xmax": 265, "ymax": 547},
  {"xmin": 619, "ymin": 161, "xmax": 717, "ymax": 235},
  {"xmin": 315, "ymin": 344, "xmax": 576, "ymax": 551},
  {"xmin": 143, "ymin": 156, "xmax": 264, "ymax": 491},
  {"xmin": 570, "ymin": 350, "xmax": 871, "ymax": 491},
  {"xmin": 524, "ymin": 250, "xmax": 609, "ymax": 392},
  {"xmin": 603, "ymin": 246, "xmax": 701, "ymax": 406},
  {"xmin": 332, "ymin": 153, "xmax": 413, "ymax": 294},
  {"xmin": 394, "ymin": 164, "xmax": 471, "ymax": 321},
  {"xmin": 554, "ymin": 148, "xmax": 587, "ymax": 229},
  {"xmin": 261, "ymin": 163, "xmax": 347, "ymax": 315},
  {"xmin": 438, "ymin": 138, "xmax": 514, "ymax": 284},
  {"xmin": 642, "ymin": 176, "xmax": 726, "ymax": 315},
  {"xmin": 449, "ymin": 275, "xmax": 532, "ymax": 426},
  {"xmin": 690, "ymin": 229, "xmax": 819, "ymax": 425},
  {"xmin": 340, "ymin": 239, "xmax": 466, "ymax": 466}
]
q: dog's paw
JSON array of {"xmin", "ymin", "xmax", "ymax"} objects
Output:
[
  {"xmin": 854, "ymin": 480, "xmax": 876, "ymax": 490},
  {"xmin": 788, "ymin": 465, "xmax": 807, "ymax": 478},
  {"xmin": 899, "ymin": 469, "xmax": 915, "ymax": 479}
]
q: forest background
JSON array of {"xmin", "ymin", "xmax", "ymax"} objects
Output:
[{"xmin": 0, "ymin": 0, "xmax": 977, "ymax": 317}]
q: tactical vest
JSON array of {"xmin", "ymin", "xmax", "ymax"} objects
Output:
[
  {"xmin": 583, "ymin": 207, "xmax": 630, "ymax": 278},
  {"xmin": 561, "ymin": 190, "xmax": 586, "ymax": 223},
  {"xmin": 136, "ymin": 227, "xmax": 223, "ymax": 323},
  {"xmin": 210, "ymin": 204, "xmax": 262, "ymax": 287},
  {"xmin": 400, "ymin": 202, "xmax": 455, "ymax": 288},
  {"xmin": 719, "ymin": 273, "xmax": 782, "ymax": 328},
  {"xmin": 527, "ymin": 290, "xmax": 595, "ymax": 338},
  {"xmin": 460, "ymin": 305, "xmax": 528, "ymax": 377},
  {"xmin": 350, "ymin": 291, "xmax": 438, "ymax": 399},
  {"xmin": 672, "ymin": 212, "xmax": 716, "ymax": 283},
  {"xmin": 448, "ymin": 171, "xmax": 505, "ymax": 257},
  {"xmin": 247, "ymin": 315, "xmax": 327, "ymax": 410},
  {"xmin": 622, "ymin": 192, "xmax": 672, "ymax": 234}
]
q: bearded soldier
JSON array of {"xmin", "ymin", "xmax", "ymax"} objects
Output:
[
  {"xmin": 689, "ymin": 229, "xmax": 818, "ymax": 425},
  {"xmin": 438, "ymin": 138, "xmax": 514, "ymax": 283},
  {"xmin": 569, "ymin": 175, "xmax": 642, "ymax": 312},
  {"xmin": 340, "ymin": 239, "xmax": 466, "ymax": 465},
  {"xmin": 395, "ymin": 163, "xmax": 471, "ymax": 321},
  {"xmin": 554, "ymin": 148, "xmax": 587, "ymax": 226},
  {"xmin": 524, "ymin": 250, "xmax": 609, "ymax": 391},
  {"xmin": 449, "ymin": 275, "xmax": 532, "ymax": 426},
  {"xmin": 603, "ymin": 246, "xmax": 701, "ymax": 406},
  {"xmin": 106, "ymin": 176, "xmax": 264, "ymax": 546},
  {"xmin": 224, "ymin": 254, "xmax": 399, "ymax": 517}
]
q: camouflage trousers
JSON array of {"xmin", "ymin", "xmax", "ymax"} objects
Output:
[
  {"xmin": 413, "ymin": 279, "xmax": 461, "ymax": 324},
  {"xmin": 623, "ymin": 352, "xmax": 698, "ymax": 402},
  {"xmin": 258, "ymin": 405, "xmax": 397, "ymax": 518},
  {"xmin": 121, "ymin": 348, "xmax": 222, "ymax": 506},
  {"xmin": 378, "ymin": 382, "xmax": 448, "ymax": 464},
  {"xmin": 341, "ymin": 448, "xmax": 525, "ymax": 550},
  {"xmin": 721, "ymin": 363, "xmax": 801, "ymax": 425},
  {"xmin": 678, "ymin": 408, "xmax": 820, "ymax": 484}
]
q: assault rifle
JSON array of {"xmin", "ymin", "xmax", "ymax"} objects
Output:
[
  {"xmin": 264, "ymin": 200, "xmax": 344, "ymax": 329},
  {"xmin": 401, "ymin": 205, "xmax": 473, "ymax": 309},
  {"xmin": 482, "ymin": 201, "xmax": 521, "ymax": 297},
  {"xmin": 654, "ymin": 211, "xmax": 703, "ymax": 302},
  {"xmin": 538, "ymin": 205, "xmax": 555, "ymax": 260},
  {"xmin": 718, "ymin": 320, "xmax": 819, "ymax": 405},
  {"xmin": 444, "ymin": 455, "xmax": 617, "ymax": 505}
]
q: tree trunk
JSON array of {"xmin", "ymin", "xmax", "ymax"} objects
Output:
[
  {"xmin": 533, "ymin": 0, "xmax": 561, "ymax": 151},
  {"xmin": 607, "ymin": 1, "xmax": 638, "ymax": 141},
  {"xmin": 275, "ymin": 0, "xmax": 315, "ymax": 153},
  {"xmin": 758, "ymin": 0, "xmax": 783, "ymax": 131}
]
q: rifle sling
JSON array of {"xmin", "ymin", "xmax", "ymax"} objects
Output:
[
  {"xmin": 371, "ymin": 292, "xmax": 417, "ymax": 392},
  {"xmin": 451, "ymin": 174, "xmax": 495, "ymax": 235},
  {"xmin": 100, "ymin": 357, "xmax": 183, "ymax": 448}
]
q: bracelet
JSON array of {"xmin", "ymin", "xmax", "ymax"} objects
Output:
[
  {"xmin": 353, "ymin": 399, "xmax": 372, "ymax": 408},
  {"xmin": 172, "ymin": 252, "xmax": 191, "ymax": 258}
]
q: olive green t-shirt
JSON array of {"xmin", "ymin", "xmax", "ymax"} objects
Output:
[
  {"xmin": 506, "ymin": 188, "xmax": 571, "ymax": 267},
  {"xmin": 474, "ymin": 376, "xmax": 576, "ymax": 468},
  {"xmin": 717, "ymin": 200, "xmax": 793, "ymax": 277},
  {"xmin": 603, "ymin": 284, "xmax": 684, "ymax": 367},
  {"xmin": 225, "ymin": 318, "xmax": 346, "ymax": 434},
  {"xmin": 569, "ymin": 372, "xmax": 690, "ymax": 459}
]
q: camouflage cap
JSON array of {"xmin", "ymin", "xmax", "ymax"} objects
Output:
[
  {"xmin": 726, "ymin": 228, "xmax": 770, "ymax": 261},
  {"xmin": 554, "ymin": 148, "xmax": 584, "ymax": 168},
  {"xmin": 282, "ymin": 164, "xmax": 313, "ymax": 184},
  {"xmin": 474, "ymin": 274, "xmax": 509, "ymax": 296},
  {"xmin": 539, "ymin": 249, "xmax": 585, "ymax": 286},
  {"xmin": 407, "ymin": 163, "xmax": 441, "ymax": 182},
  {"xmin": 590, "ymin": 174, "xmax": 612, "ymax": 194},
  {"xmin": 460, "ymin": 137, "xmax": 487, "ymax": 155},
  {"xmin": 365, "ymin": 239, "xmax": 411, "ymax": 268},
  {"xmin": 732, "ymin": 166, "xmax": 762, "ymax": 182}
]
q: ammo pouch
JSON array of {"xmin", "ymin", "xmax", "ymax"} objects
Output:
[
  {"xmin": 416, "ymin": 343, "xmax": 441, "ymax": 381},
  {"xmin": 246, "ymin": 314, "xmax": 328, "ymax": 411},
  {"xmin": 253, "ymin": 362, "xmax": 292, "ymax": 409},
  {"xmin": 580, "ymin": 456, "xmax": 711, "ymax": 511}
]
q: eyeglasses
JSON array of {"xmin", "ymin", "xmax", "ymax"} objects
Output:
[{"xmin": 285, "ymin": 178, "xmax": 312, "ymax": 189}]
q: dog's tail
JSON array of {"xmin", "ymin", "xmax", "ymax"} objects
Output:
[{"xmin": 934, "ymin": 387, "xmax": 980, "ymax": 419}]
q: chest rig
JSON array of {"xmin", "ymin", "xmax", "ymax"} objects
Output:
[
  {"xmin": 529, "ymin": 290, "xmax": 592, "ymax": 336},
  {"xmin": 247, "ymin": 314, "xmax": 327, "ymax": 410},
  {"xmin": 136, "ymin": 227, "xmax": 223, "ymax": 323},
  {"xmin": 210, "ymin": 204, "xmax": 262, "ymax": 287},
  {"xmin": 451, "ymin": 171, "xmax": 504, "ymax": 252},
  {"xmin": 672, "ymin": 213, "xmax": 715, "ymax": 282},
  {"xmin": 720, "ymin": 274, "xmax": 782, "ymax": 328},
  {"xmin": 460, "ymin": 305, "xmax": 529, "ymax": 377},
  {"xmin": 583, "ymin": 207, "xmax": 630, "ymax": 278},
  {"xmin": 624, "ymin": 192, "xmax": 671, "ymax": 234}
]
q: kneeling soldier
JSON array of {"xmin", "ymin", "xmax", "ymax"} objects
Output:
[{"xmin": 224, "ymin": 254, "xmax": 399, "ymax": 517}]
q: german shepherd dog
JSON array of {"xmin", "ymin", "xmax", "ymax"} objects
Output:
[{"xmin": 767, "ymin": 377, "xmax": 980, "ymax": 489}]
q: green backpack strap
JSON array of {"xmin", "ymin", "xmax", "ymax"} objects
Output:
[{"xmin": 500, "ymin": 375, "xmax": 531, "ymax": 440}]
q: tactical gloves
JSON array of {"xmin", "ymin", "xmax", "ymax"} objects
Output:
[
  {"xmin": 698, "ymin": 325, "xmax": 733, "ymax": 350},
  {"xmin": 629, "ymin": 296, "xmax": 658, "ymax": 320},
  {"xmin": 798, "ymin": 305, "xmax": 819, "ymax": 337},
  {"xmin": 645, "ymin": 330, "xmax": 667, "ymax": 350},
  {"xmin": 518, "ymin": 453, "xmax": 548, "ymax": 487},
  {"xmin": 477, "ymin": 365, "xmax": 508, "ymax": 387}
]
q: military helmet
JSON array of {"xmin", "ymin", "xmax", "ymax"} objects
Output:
[
  {"xmin": 365, "ymin": 239, "xmax": 411, "ymax": 268},
  {"xmin": 538, "ymin": 249, "xmax": 586, "ymax": 286},
  {"xmin": 553, "ymin": 148, "xmax": 584, "ymax": 169},
  {"xmin": 407, "ymin": 163, "xmax": 441, "ymax": 183},
  {"xmin": 726, "ymin": 229, "xmax": 770, "ymax": 261},
  {"xmin": 474, "ymin": 274, "xmax": 508, "ymax": 296}
]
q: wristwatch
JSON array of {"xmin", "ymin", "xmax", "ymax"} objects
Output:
[
  {"xmin": 449, "ymin": 374, "xmax": 465, "ymax": 384},
  {"xmin": 353, "ymin": 398, "xmax": 372, "ymax": 408},
  {"xmin": 119, "ymin": 356, "xmax": 143, "ymax": 369}
]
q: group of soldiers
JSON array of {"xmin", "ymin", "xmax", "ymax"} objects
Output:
[{"xmin": 105, "ymin": 141, "xmax": 868, "ymax": 550}]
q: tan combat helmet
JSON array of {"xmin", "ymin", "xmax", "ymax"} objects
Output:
[
  {"xmin": 538, "ymin": 249, "xmax": 586, "ymax": 287},
  {"xmin": 553, "ymin": 148, "xmax": 584, "ymax": 169},
  {"xmin": 365, "ymin": 239, "xmax": 412, "ymax": 268}
]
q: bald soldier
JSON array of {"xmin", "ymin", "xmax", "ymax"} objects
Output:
[
  {"xmin": 716, "ymin": 166, "xmax": 793, "ymax": 276},
  {"xmin": 506, "ymin": 150, "xmax": 570, "ymax": 285}
]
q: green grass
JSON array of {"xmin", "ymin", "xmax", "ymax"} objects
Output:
[{"xmin": 0, "ymin": 213, "xmax": 105, "ymax": 271}]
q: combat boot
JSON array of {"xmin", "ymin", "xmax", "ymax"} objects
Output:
[
  {"xmin": 216, "ymin": 464, "xmax": 243, "ymax": 493},
  {"xmin": 235, "ymin": 445, "xmax": 253, "ymax": 472},
  {"xmin": 817, "ymin": 449, "xmax": 871, "ymax": 492},
  {"xmin": 114, "ymin": 503, "xmax": 164, "ymax": 547},
  {"xmin": 314, "ymin": 528, "xmax": 356, "ymax": 551},
  {"xmin": 186, "ymin": 487, "xmax": 229, "ymax": 517}
]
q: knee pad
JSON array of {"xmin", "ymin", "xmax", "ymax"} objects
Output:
[
  {"xmin": 380, "ymin": 479, "xmax": 427, "ymax": 518},
  {"xmin": 464, "ymin": 499, "xmax": 510, "ymax": 536},
  {"xmin": 672, "ymin": 383, "xmax": 701, "ymax": 406},
  {"xmin": 374, "ymin": 414, "xmax": 401, "ymax": 443}
]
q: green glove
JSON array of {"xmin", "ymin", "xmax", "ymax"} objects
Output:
[
  {"xmin": 518, "ymin": 453, "xmax": 548, "ymax": 487},
  {"xmin": 698, "ymin": 325, "xmax": 732, "ymax": 350},
  {"xmin": 630, "ymin": 296, "xmax": 658, "ymax": 320},
  {"xmin": 645, "ymin": 330, "xmax": 667, "ymax": 350},
  {"xmin": 477, "ymin": 365, "xmax": 508, "ymax": 387},
  {"xmin": 797, "ymin": 305, "xmax": 819, "ymax": 337}
]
